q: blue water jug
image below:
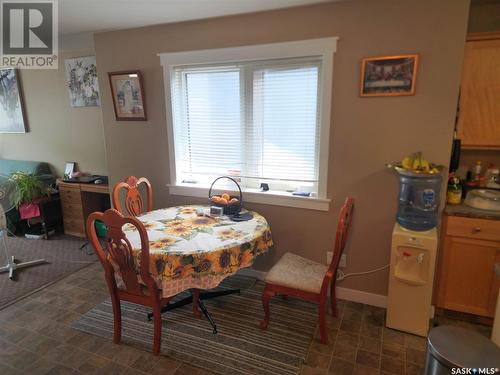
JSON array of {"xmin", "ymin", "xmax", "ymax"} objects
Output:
[{"xmin": 396, "ymin": 174, "xmax": 442, "ymax": 231}]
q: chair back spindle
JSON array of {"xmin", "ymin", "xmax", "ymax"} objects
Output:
[
  {"xmin": 326, "ymin": 197, "xmax": 355, "ymax": 282},
  {"xmin": 112, "ymin": 176, "xmax": 153, "ymax": 217},
  {"xmin": 87, "ymin": 208, "xmax": 158, "ymax": 297}
]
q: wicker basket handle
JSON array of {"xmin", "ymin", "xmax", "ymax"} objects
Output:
[{"xmin": 208, "ymin": 176, "xmax": 243, "ymax": 204}]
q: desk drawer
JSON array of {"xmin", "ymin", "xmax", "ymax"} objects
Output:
[
  {"xmin": 63, "ymin": 217, "xmax": 85, "ymax": 237},
  {"xmin": 446, "ymin": 216, "xmax": 500, "ymax": 242},
  {"xmin": 61, "ymin": 202, "xmax": 83, "ymax": 219},
  {"xmin": 60, "ymin": 188, "xmax": 82, "ymax": 204}
]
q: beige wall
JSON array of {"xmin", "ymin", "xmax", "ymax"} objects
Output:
[
  {"xmin": 0, "ymin": 49, "xmax": 108, "ymax": 176},
  {"xmin": 94, "ymin": 0, "xmax": 470, "ymax": 296}
]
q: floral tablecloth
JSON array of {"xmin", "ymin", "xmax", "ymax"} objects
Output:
[{"xmin": 122, "ymin": 205, "xmax": 273, "ymax": 297}]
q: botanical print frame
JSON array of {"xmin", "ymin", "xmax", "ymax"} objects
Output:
[
  {"xmin": 108, "ymin": 70, "xmax": 147, "ymax": 121},
  {"xmin": 360, "ymin": 54, "xmax": 419, "ymax": 97},
  {"xmin": 0, "ymin": 69, "xmax": 27, "ymax": 133},
  {"xmin": 65, "ymin": 56, "xmax": 101, "ymax": 107}
]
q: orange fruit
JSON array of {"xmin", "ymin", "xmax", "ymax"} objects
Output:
[
  {"xmin": 222, "ymin": 193, "xmax": 230, "ymax": 201},
  {"xmin": 219, "ymin": 198, "xmax": 228, "ymax": 205}
]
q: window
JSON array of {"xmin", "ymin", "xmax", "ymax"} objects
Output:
[
  {"xmin": 161, "ymin": 38, "xmax": 336, "ymax": 210},
  {"xmin": 171, "ymin": 59, "xmax": 320, "ymax": 190}
]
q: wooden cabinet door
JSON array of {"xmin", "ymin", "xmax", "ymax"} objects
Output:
[
  {"xmin": 437, "ymin": 235, "xmax": 500, "ymax": 317},
  {"xmin": 457, "ymin": 38, "xmax": 500, "ymax": 149}
]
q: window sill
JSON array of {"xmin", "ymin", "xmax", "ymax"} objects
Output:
[{"xmin": 167, "ymin": 183, "xmax": 331, "ymax": 211}]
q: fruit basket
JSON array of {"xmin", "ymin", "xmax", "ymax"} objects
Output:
[{"xmin": 208, "ymin": 176, "xmax": 243, "ymax": 215}]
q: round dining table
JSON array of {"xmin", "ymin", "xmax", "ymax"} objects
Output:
[{"xmin": 122, "ymin": 205, "xmax": 273, "ymax": 298}]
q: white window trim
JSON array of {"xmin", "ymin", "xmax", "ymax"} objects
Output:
[
  {"xmin": 159, "ymin": 37, "xmax": 337, "ymax": 211},
  {"xmin": 168, "ymin": 183, "xmax": 331, "ymax": 211}
]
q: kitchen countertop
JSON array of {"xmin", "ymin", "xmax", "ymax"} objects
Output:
[{"xmin": 445, "ymin": 203, "xmax": 500, "ymax": 220}]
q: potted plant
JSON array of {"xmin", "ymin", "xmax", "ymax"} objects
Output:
[{"xmin": 9, "ymin": 172, "xmax": 48, "ymax": 210}]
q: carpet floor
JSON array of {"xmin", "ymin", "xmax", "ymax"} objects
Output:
[
  {"xmin": 0, "ymin": 234, "xmax": 97, "ymax": 309},
  {"xmin": 73, "ymin": 275, "xmax": 318, "ymax": 375}
]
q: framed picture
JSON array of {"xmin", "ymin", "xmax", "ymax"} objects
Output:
[
  {"xmin": 65, "ymin": 56, "xmax": 101, "ymax": 107},
  {"xmin": 0, "ymin": 69, "xmax": 27, "ymax": 133},
  {"xmin": 360, "ymin": 54, "xmax": 419, "ymax": 97},
  {"xmin": 64, "ymin": 162, "xmax": 75, "ymax": 180},
  {"xmin": 108, "ymin": 70, "xmax": 147, "ymax": 121}
]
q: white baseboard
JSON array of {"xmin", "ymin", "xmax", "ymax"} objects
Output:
[{"xmin": 238, "ymin": 268, "xmax": 387, "ymax": 308}]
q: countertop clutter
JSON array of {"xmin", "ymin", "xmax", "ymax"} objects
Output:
[{"xmin": 445, "ymin": 202, "xmax": 500, "ymax": 220}]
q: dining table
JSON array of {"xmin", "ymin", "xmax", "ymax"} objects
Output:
[{"xmin": 122, "ymin": 204, "xmax": 273, "ymax": 332}]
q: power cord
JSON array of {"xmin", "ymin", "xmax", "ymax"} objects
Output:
[{"xmin": 336, "ymin": 264, "xmax": 390, "ymax": 281}]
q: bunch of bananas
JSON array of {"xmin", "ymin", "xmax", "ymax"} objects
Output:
[{"xmin": 401, "ymin": 152, "xmax": 440, "ymax": 174}]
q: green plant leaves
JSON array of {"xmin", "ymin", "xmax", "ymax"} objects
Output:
[{"xmin": 8, "ymin": 172, "xmax": 47, "ymax": 208}]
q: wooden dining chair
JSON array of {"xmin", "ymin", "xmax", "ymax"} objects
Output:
[
  {"xmin": 87, "ymin": 208, "xmax": 180, "ymax": 355},
  {"xmin": 260, "ymin": 197, "xmax": 354, "ymax": 344},
  {"xmin": 112, "ymin": 176, "xmax": 153, "ymax": 216}
]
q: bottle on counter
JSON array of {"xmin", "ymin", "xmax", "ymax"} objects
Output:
[
  {"xmin": 465, "ymin": 170, "xmax": 478, "ymax": 187},
  {"xmin": 479, "ymin": 175, "xmax": 486, "ymax": 188},
  {"xmin": 473, "ymin": 161, "xmax": 482, "ymax": 181},
  {"xmin": 447, "ymin": 174, "xmax": 463, "ymax": 205}
]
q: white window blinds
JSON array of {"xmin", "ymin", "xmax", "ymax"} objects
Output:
[{"xmin": 170, "ymin": 57, "xmax": 321, "ymax": 191}]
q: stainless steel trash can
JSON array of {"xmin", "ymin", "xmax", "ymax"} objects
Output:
[{"xmin": 424, "ymin": 326, "xmax": 500, "ymax": 375}]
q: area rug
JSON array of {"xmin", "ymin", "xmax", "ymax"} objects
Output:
[
  {"xmin": 0, "ymin": 234, "xmax": 97, "ymax": 309},
  {"xmin": 73, "ymin": 275, "xmax": 317, "ymax": 375}
]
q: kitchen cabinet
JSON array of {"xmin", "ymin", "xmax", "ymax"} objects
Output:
[
  {"xmin": 436, "ymin": 214, "xmax": 500, "ymax": 318},
  {"xmin": 457, "ymin": 33, "xmax": 500, "ymax": 149}
]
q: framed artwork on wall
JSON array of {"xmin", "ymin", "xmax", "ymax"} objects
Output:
[
  {"xmin": 360, "ymin": 54, "xmax": 419, "ymax": 97},
  {"xmin": 0, "ymin": 68, "xmax": 27, "ymax": 133},
  {"xmin": 65, "ymin": 56, "xmax": 101, "ymax": 107},
  {"xmin": 108, "ymin": 70, "xmax": 147, "ymax": 121}
]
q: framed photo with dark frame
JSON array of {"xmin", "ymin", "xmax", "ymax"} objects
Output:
[
  {"xmin": 360, "ymin": 54, "xmax": 419, "ymax": 97},
  {"xmin": 108, "ymin": 70, "xmax": 147, "ymax": 120}
]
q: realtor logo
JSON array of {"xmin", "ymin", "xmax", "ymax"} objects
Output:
[{"xmin": 1, "ymin": 0, "xmax": 58, "ymax": 69}]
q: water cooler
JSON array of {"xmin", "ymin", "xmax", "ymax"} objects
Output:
[
  {"xmin": 386, "ymin": 165, "xmax": 441, "ymax": 336},
  {"xmin": 386, "ymin": 223, "xmax": 438, "ymax": 336}
]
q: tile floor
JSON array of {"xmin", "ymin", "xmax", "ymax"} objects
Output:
[
  {"xmin": 302, "ymin": 296, "xmax": 491, "ymax": 375},
  {"xmin": 302, "ymin": 300, "xmax": 428, "ymax": 375},
  {"xmin": 0, "ymin": 262, "xmax": 492, "ymax": 375}
]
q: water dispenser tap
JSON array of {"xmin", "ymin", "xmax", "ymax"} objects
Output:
[{"xmin": 417, "ymin": 253, "xmax": 425, "ymax": 264}]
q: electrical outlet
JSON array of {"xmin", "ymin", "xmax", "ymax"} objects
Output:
[
  {"xmin": 326, "ymin": 251, "xmax": 333, "ymax": 265},
  {"xmin": 327, "ymin": 252, "xmax": 347, "ymax": 268},
  {"xmin": 339, "ymin": 254, "xmax": 347, "ymax": 268}
]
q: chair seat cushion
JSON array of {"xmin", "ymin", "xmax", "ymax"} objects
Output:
[{"xmin": 265, "ymin": 252, "xmax": 328, "ymax": 294}]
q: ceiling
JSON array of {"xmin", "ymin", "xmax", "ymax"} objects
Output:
[{"xmin": 59, "ymin": 0, "xmax": 335, "ymax": 35}]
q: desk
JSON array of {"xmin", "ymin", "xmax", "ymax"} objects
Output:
[{"xmin": 59, "ymin": 182, "xmax": 110, "ymax": 237}]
